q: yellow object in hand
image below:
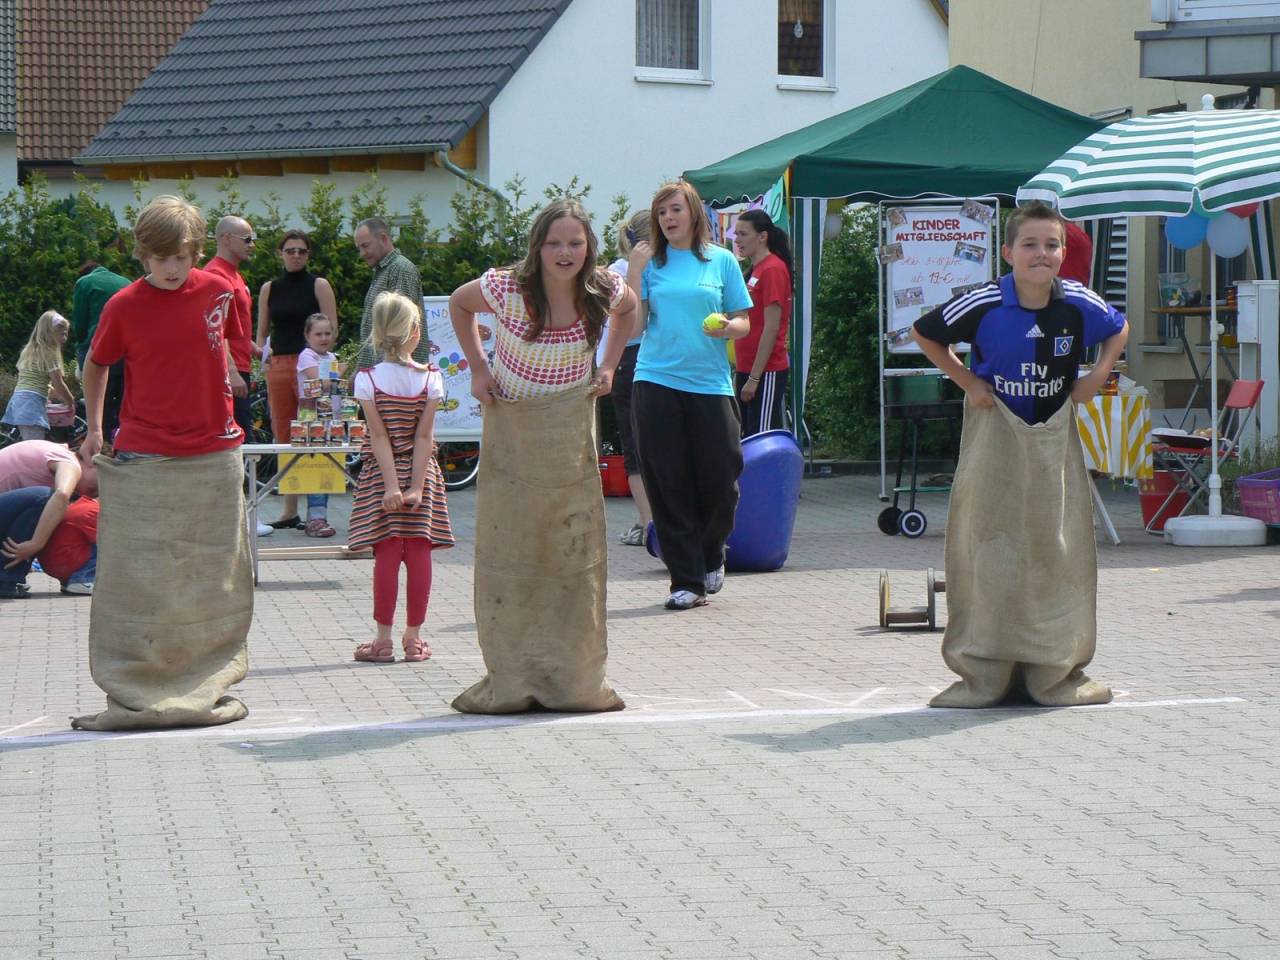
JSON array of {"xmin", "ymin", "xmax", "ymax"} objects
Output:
[{"xmin": 702, "ymin": 312, "xmax": 728, "ymax": 333}]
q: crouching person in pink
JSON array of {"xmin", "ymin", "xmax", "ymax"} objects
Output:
[{"xmin": 74, "ymin": 196, "xmax": 252, "ymax": 731}]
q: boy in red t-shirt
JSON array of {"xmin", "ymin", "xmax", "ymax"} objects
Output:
[{"xmin": 75, "ymin": 196, "xmax": 252, "ymax": 732}]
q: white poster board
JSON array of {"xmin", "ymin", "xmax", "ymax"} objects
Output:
[
  {"xmin": 881, "ymin": 202, "xmax": 994, "ymax": 353},
  {"xmin": 422, "ymin": 295, "xmax": 491, "ymax": 439}
]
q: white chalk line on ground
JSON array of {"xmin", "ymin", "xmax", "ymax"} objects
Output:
[{"xmin": 0, "ymin": 696, "xmax": 1248, "ymax": 746}]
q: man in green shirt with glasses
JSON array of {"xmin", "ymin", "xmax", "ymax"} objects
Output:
[{"xmin": 354, "ymin": 217, "xmax": 425, "ymax": 369}]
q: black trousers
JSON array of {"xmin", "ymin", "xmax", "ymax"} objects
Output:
[
  {"xmin": 232, "ymin": 369, "xmax": 253, "ymax": 440},
  {"xmin": 632, "ymin": 381, "xmax": 742, "ymax": 595},
  {"xmin": 735, "ymin": 369, "xmax": 789, "ymax": 438},
  {"xmin": 102, "ymin": 360, "xmax": 126, "ymax": 443}
]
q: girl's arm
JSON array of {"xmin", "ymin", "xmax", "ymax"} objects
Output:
[
  {"xmin": 49, "ymin": 367, "xmax": 76, "ymax": 407},
  {"xmin": 1, "ymin": 461, "xmax": 78, "ymax": 568},
  {"xmin": 740, "ymin": 304, "xmax": 782, "ymax": 402},
  {"xmin": 315, "ymin": 278, "xmax": 339, "ymax": 337},
  {"xmin": 593, "ymin": 284, "xmax": 639, "ymax": 396},
  {"xmin": 298, "ymin": 364, "xmax": 319, "ymax": 381},
  {"xmin": 404, "ymin": 393, "xmax": 439, "ymax": 509},
  {"xmin": 625, "ymin": 243, "xmax": 653, "ymax": 336},
  {"xmin": 704, "ymin": 310, "xmax": 750, "ymax": 341},
  {"xmin": 359, "ymin": 397, "xmax": 404, "ymax": 513},
  {"xmin": 449, "ymin": 278, "xmax": 498, "ymax": 404},
  {"xmin": 256, "ymin": 282, "xmax": 271, "ymax": 352}
]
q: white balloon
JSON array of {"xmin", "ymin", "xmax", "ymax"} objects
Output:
[{"xmin": 1206, "ymin": 213, "xmax": 1251, "ymax": 258}]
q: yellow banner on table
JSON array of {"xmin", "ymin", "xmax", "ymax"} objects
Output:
[
  {"xmin": 277, "ymin": 453, "xmax": 347, "ymax": 495},
  {"xmin": 1076, "ymin": 393, "xmax": 1153, "ymax": 480}
]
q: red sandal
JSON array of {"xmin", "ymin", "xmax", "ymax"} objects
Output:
[
  {"xmin": 402, "ymin": 635, "xmax": 431, "ymax": 662},
  {"xmin": 353, "ymin": 640, "xmax": 395, "ymax": 663}
]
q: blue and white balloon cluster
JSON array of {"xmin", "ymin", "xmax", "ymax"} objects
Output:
[{"xmin": 1165, "ymin": 202, "xmax": 1260, "ymax": 257}]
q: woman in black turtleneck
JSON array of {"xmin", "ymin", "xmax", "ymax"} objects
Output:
[{"xmin": 256, "ymin": 228, "xmax": 339, "ymax": 528}]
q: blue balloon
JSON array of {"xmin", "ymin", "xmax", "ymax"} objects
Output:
[{"xmin": 1166, "ymin": 212, "xmax": 1209, "ymax": 250}]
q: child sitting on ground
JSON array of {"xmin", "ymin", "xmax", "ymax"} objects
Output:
[
  {"xmin": 36, "ymin": 496, "xmax": 98, "ymax": 595},
  {"xmin": 912, "ymin": 201, "xmax": 1128, "ymax": 708}
]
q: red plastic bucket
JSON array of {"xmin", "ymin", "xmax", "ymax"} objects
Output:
[
  {"xmin": 1138, "ymin": 470, "xmax": 1190, "ymax": 531},
  {"xmin": 598, "ymin": 455, "xmax": 630, "ymax": 497}
]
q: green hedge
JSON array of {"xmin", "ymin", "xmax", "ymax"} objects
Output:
[{"xmin": 0, "ymin": 174, "xmax": 914, "ymax": 459}]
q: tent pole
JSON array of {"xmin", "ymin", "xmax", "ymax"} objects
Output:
[{"xmin": 1208, "ymin": 255, "xmax": 1222, "ymax": 517}]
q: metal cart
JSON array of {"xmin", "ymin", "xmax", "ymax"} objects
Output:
[{"xmin": 877, "ymin": 372, "xmax": 963, "ymax": 538}]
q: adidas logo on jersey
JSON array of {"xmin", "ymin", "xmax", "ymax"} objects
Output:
[{"xmin": 1025, "ymin": 323, "xmax": 1045, "ymax": 338}]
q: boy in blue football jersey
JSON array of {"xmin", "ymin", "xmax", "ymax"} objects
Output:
[{"xmin": 912, "ymin": 201, "xmax": 1128, "ymax": 708}]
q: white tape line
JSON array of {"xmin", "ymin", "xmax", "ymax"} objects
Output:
[
  {"xmin": 0, "ymin": 696, "xmax": 1248, "ymax": 746},
  {"xmin": 0, "ymin": 716, "xmax": 47, "ymax": 737}
]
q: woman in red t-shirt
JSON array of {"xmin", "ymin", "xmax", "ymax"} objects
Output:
[{"xmin": 732, "ymin": 209, "xmax": 792, "ymax": 437}]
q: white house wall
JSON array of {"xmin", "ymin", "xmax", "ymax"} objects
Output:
[
  {"xmin": 487, "ymin": 0, "xmax": 949, "ymax": 222},
  {"xmin": 0, "ymin": 134, "xmax": 16, "ymax": 195}
]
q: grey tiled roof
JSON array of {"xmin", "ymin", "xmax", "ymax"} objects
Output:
[
  {"xmin": 80, "ymin": 0, "xmax": 572, "ymax": 163},
  {"xmin": 0, "ymin": 0, "xmax": 14, "ymax": 133}
]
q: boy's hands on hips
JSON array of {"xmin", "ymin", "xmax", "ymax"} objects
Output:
[
  {"xmin": 1071, "ymin": 370, "xmax": 1107, "ymax": 403},
  {"xmin": 964, "ymin": 378, "xmax": 995, "ymax": 409}
]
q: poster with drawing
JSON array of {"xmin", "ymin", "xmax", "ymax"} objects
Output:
[
  {"xmin": 422, "ymin": 296, "xmax": 491, "ymax": 438},
  {"xmin": 883, "ymin": 204, "xmax": 993, "ymax": 353}
]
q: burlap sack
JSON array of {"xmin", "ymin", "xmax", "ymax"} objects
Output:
[
  {"xmin": 930, "ymin": 398, "xmax": 1111, "ymax": 709},
  {"xmin": 453, "ymin": 388, "xmax": 624, "ymax": 714},
  {"xmin": 72, "ymin": 450, "xmax": 252, "ymax": 730}
]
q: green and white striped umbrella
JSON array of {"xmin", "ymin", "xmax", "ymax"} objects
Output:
[{"xmin": 1018, "ymin": 104, "xmax": 1280, "ymax": 219}]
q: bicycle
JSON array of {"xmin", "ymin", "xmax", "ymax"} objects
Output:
[{"xmin": 436, "ymin": 439, "xmax": 480, "ymax": 490}]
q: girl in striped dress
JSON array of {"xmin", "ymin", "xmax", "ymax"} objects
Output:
[{"xmin": 349, "ymin": 291, "xmax": 454, "ymax": 664}]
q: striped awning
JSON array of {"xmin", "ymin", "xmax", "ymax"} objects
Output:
[{"xmin": 1018, "ymin": 108, "xmax": 1280, "ymax": 219}]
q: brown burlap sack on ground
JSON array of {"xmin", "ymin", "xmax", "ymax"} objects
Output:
[
  {"xmin": 453, "ymin": 387, "xmax": 624, "ymax": 714},
  {"xmin": 930, "ymin": 398, "xmax": 1111, "ymax": 709},
  {"xmin": 72, "ymin": 450, "xmax": 252, "ymax": 730}
]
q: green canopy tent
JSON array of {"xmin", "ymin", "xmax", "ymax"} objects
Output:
[{"xmin": 683, "ymin": 64, "xmax": 1108, "ymax": 436}]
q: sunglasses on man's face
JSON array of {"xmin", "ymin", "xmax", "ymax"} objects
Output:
[
  {"xmin": 234, "ymin": 234, "xmax": 257, "ymax": 244},
  {"xmin": 282, "ymin": 247, "xmax": 309, "ymax": 255}
]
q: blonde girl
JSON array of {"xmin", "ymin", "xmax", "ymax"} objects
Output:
[
  {"xmin": 3, "ymin": 310, "xmax": 76, "ymax": 440},
  {"xmin": 607, "ymin": 209, "xmax": 655, "ymax": 546},
  {"xmin": 347, "ymin": 292, "xmax": 454, "ymax": 663}
]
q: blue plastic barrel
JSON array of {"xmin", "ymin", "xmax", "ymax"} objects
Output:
[{"xmin": 645, "ymin": 429, "xmax": 804, "ymax": 573}]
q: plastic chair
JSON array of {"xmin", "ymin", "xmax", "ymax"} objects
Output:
[{"xmin": 1147, "ymin": 379, "xmax": 1264, "ymax": 532}]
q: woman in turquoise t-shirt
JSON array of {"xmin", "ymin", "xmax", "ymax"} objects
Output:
[{"xmin": 626, "ymin": 181, "xmax": 752, "ymax": 611}]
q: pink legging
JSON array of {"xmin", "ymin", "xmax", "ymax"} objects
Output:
[{"xmin": 372, "ymin": 537, "xmax": 433, "ymax": 627}]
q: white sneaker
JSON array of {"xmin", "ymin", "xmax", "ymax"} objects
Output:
[
  {"xmin": 705, "ymin": 565, "xmax": 725, "ymax": 595},
  {"xmin": 61, "ymin": 582, "xmax": 93, "ymax": 596},
  {"xmin": 256, "ymin": 521, "xmax": 274, "ymax": 537},
  {"xmin": 664, "ymin": 590, "xmax": 707, "ymax": 610}
]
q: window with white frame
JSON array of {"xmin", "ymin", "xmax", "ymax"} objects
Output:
[
  {"xmin": 778, "ymin": 0, "xmax": 834, "ymax": 87},
  {"xmin": 636, "ymin": 0, "xmax": 709, "ymax": 83}
]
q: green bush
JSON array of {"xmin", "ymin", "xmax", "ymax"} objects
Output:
[
  {"xmin": 0, "ymin": 175, "xmax": 910, "ymax": 458},
  {"xmin": 0, "ymin": 178, "xmax": 138, "ymax": 368}
]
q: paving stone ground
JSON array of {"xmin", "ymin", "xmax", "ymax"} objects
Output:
[{"xmin": 2, "ymin": 475, "xmax": 1278, "ymax": 960}]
